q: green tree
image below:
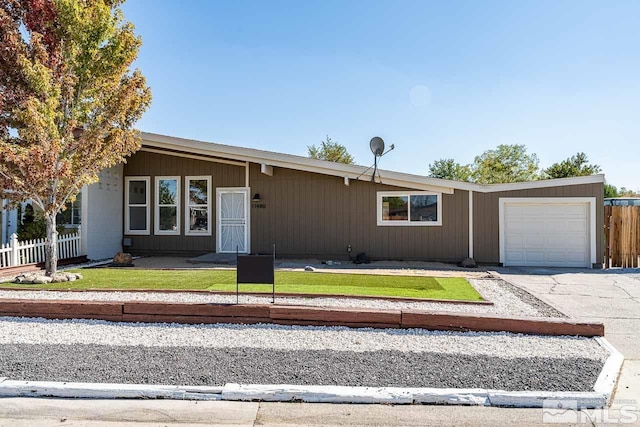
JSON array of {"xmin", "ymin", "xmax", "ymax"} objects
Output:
[
  {"xmin": 604, "ymin": 183, "xmax": 619, "ymax": 198},
  {"xmin": 427, "ymin": 158, "xmax": 472, "ymax": 182},
  {"xmin": 543, "ymin": 152, "xmax": 601, "ymax": 178},
  {"xmin": 0, "ymin": 0, "xmax": 152, "ymax": 276},
  {"xmin": 308, "ymin": 136, "xmax": 355, "ymax": 164},
  {"xmin": 472, "ymin": 144, "xmax": 539, "ymax": 184}
]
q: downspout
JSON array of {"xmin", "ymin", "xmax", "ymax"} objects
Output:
[{"xmin": 468, "ymin": 190, "xmax": 474, "ymax": 259}]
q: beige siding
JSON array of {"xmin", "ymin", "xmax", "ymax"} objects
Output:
[
  {"xmin": 473, "ymin": 183, "xmax": 604, "ymax": 264},
  {"xmin": 249, "ymin": 164, "xmax": 469, "ymax": 261},
  {"xmin": 123, "ymin": 151, "xmax": 245, "ymax": 253}
]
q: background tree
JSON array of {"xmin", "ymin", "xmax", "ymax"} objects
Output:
[
  {"xmin": 604, "ymin": 183, "xmax": 620, "ymax": 198},
  {"xmin": 471, "ymin": 144, "xmax": 539, "ymax": 184},
  {"xmin": 427, "ymin": 158, "xmax": 472, "ymax": 182},
  {"xmin": 308, "ymin": 136, "xmax": 355, "ymax": 164},
  {"xmin": 0, "ymin": 0, "xmax": 151, "ymax": 276},
  {"xmin": 543, "ymin": 152, "xmax": 601, "ymax": 178}
]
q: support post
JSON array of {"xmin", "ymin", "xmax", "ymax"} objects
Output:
[
  {"xmin": 236, "ymin": 246, "xmax": 239, "ymax": 305},
  {"xmin": 10, "ymin": 233, "xmax": 18, "ymax": 266}
]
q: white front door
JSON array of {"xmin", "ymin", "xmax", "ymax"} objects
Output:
[{"xmin": 217, "ymin": 188, "xmax": 250, "ymax": 253}]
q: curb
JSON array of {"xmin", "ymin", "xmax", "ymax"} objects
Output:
[{"xmin": 0, "ymin": 338, "xmax": 622, "ymax": 408}]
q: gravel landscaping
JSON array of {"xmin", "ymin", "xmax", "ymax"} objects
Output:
[
  {"xmin": 0, "ymin": 344, "xmax": 604, "ymax": 391},
  {"xmin": 0, "ymin": 277, "xmax": 565, "ymax": 317},
  {"xmin": 0, "ymin": 317, "xmax": 609, "ymax": 392}
]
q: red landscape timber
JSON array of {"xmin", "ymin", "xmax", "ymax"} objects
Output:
[
  {"xmin": 0, "ymin": 299, "xmax": 605, "ymax": 337},
  {"xmin": 401, "ymin": 310, "xmax": 605, "ymax": 337}
]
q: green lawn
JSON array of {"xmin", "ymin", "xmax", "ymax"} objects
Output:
[{"xmin": 2, "ymin": 269, "xmax": 483, "ymax": 301}]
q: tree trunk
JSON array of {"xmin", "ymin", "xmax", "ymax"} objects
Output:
[{"xmin": 45, "ymin": 212, "xmax": 58, "ymax": 276}]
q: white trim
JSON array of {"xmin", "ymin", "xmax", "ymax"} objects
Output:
[
  {"xmin": 154, "ymin": 176, "xmax": 181, "ymax": 236},
  {"xmin": 80, "ymin": 185, "xmax": 88, "ymax": 255},
  {"xmin": 139, "ymin": 147, "xmax": 246, "ymax": 167},
  {"xmin": 498, "ymin": 197, "xmax": 597, "ymax": 268},
  {"xmin": 245, "ymin": 162, "xmax": 250, "ymax": 187},
  {"xmin": 124, "ymin": 177, "xmax": 150, "ymax": 235},
  {"xmin": 468, "ymin": 191, "xmax": 474, "ymax": 259},
  {"xmin": 376, "ymin": 191, "xmax": 442, "ymax": 227},
  {"xmin": 344, "ymin": 176, "xmax": 350, "ymax": 186},
  {"xmin": 141, "ymin": 132, "xmax": 455, "ymax": 194},
  {"xmin": 216, "ymin": 187, "xmax": 250, "ymax": 254},
  {"xmin": 184, "ymin": 176, "xmax": 212, "ymax": 237},
  {"xmin": 140, "ymin": 132, "xmax": 604, "ymax": 194}
]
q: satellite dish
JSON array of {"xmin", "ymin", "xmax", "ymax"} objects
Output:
[{"xmin": 370, "ymin": 137, "xmax": 385, "ymax": 157}]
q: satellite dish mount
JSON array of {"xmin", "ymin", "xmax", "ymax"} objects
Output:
[{"xmin": 357, "ymin": 137, "xmax": 395, "ymax": 183}]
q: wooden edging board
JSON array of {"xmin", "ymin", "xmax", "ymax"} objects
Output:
[
  {"xmin": 0, "ymin": 298, "xmax": 604, "ymax": 337},
  {"xmin": 0, "ymin": 287, "xmax": 493, "ymax": 305}
]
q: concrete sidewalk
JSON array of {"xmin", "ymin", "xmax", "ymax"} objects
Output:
[{"xmin": 0, "ymin": 398, "xmax": 576, "ymax": 427}]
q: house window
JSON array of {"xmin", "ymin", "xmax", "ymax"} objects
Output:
[
  {"xmin": 185, "ymin": 176, "xmax": 211, "ymax": 236},
  {"xmin": 377, "ymin": 191, "xmax": 442, "ymax": 226},
  {"xmin": 155, "ymin": 176, "xmax": 180, "ymax": 235},
  {"xmin": 125, "ymin": 177, "xmax": 150, "ymax": 235},
  {"xmin": 57, "ymin": 192, "xmax": 82, "ymax": 227}
]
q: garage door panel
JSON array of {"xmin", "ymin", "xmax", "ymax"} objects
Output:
[
  {"xmin": 502, "ymin": 200, "xmax": 590, "ymax": 268},
  {"xmin": 567, "ymin": 220, "xmax": 587, "ymax": 232},
  {"xmin": 525, "ymin": 235, "xmax": 544, "ymax": 247}
]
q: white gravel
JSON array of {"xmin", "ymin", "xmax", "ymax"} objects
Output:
[
  {"xmin": 0, "ymin": 278, "xmax": 560, "ymax": 317},
  {"xmin": 0, "ymin": 316, "xmax": 609, "ymax": 361}
]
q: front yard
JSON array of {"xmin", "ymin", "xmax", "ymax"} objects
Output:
[{"xmin": 2, "ymin": 269, "xmax": 484, "ymax": 301}]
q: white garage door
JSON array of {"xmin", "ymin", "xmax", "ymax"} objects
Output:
[{"xmin": 501, "ymin": 200, "xmax": 592, "ymax": 268}]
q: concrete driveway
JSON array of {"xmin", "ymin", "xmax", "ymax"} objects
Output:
[{"xmin": 497, "ymin": 267, "xmax": 640, "ymax": 422}]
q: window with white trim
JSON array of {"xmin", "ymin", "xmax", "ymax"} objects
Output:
[
  {"xmin": 377, "ymin": 191, "xmax": 442, "ymax": 226},
  {"xmin": 155, "ymin": 176, "xmax": 180, "ymax": 235},
  {"xmin": 185, "ymin": 176, "xmax": 211, "ymax": 236},
  {"xmin": 125, "ymin": 177, "xmax": 150, "ymax": 235}
]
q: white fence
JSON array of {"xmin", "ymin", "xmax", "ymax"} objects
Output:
[{"xmin": 0, "ymin": 227, "xmax": 82, "ymax": 268}]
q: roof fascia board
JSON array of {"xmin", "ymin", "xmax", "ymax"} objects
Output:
[
  {"xmin": 140, "ymin": 132, "xmax": 604, "ymax": 194},
  {"xmin": 469, "ymin": 175, "xmax": 605, "ymax": 193},
  {"xmin": 141, "ymin": 133, "xmax": 454, "ymax": 193}
]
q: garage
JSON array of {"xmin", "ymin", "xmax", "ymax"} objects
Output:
[{"xmin": 499, "ymin": 198, "xmax": 597, "ymax": 268}]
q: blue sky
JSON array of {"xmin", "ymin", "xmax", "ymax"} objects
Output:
[{"xmin": 122, "ymin": 0, "xmax": 639, "ymax": 189}]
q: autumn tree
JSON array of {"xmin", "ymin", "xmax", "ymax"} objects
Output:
[
  {"xmin": 308, "ymin": 136, "xmax": 355, "ymax": 164},
  {"xmin": 472, "ymin": 144, "xmax": 539, "ymax": 184},
  {"xmin": 0, "ymin": 0, "xmax": 151, "ymax": 276},
  {"xmin": 427, "ymin": 158, "xmax": 472, "ymax": 182},
  {"xmin": 543, "ymin": 152, "xmax": 601, "ymax": 179}
]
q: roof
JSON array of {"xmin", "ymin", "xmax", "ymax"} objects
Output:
[{"xmin": 140, "ymin": 131, "xmax": 605, "ymax": 194}]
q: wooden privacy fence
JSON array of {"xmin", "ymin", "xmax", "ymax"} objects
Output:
[
  {"xmin": 605, "ymin": 206, "xmax": 640, "ymax": 268},
  {"xmin": 0, "ymin": 227, "xmax": 82, "ymax": 268}
]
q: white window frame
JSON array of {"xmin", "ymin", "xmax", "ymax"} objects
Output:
[
  {"xmin": 125, "ymin": 176, "xmax": 150, "ymax": 235},
  {"xmin": 185, "ymin": 176, "xmax": 212, "ymax": 236},
  {"xmin": 377, "ymin": 191, "xmax": 442, "ymax": 226},
  {"xmin": 154, "ymin": 176, "xmax": 181, "ymax": 235}
]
